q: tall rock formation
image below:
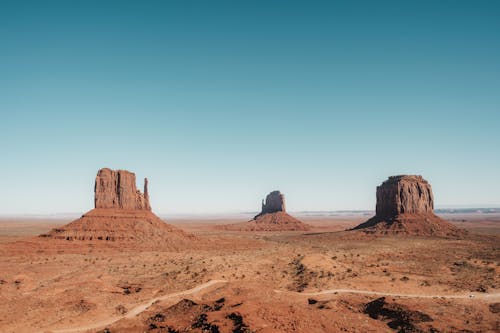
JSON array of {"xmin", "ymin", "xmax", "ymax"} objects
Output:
[
  {"xmin": 258, "ymin": 190, "xmax": 286, "ymax": 216},
  {"xmin": 353, "ymin": 175, "xmax": 464, "ymax": 237},
  {"xmin": 94, "ymin": 168, "xmax": 151, "ymax": 210},
  {"xmin": 41, "ymin": 168, "xmax": 194, "ymax": 247},
  {"xmin": 375, "ymin": 175, "xmax": 433, "ymax": 217},
  {"xmin": 222, "ymin": 190, "xmax": 310, "ymax": 231}
]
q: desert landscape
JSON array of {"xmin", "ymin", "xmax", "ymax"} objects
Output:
[
  {"xmin": 2, "ymin": 2, "xmax": 499, "ymax": 332},
  {"xmin": 0, "ymin": 169, "xmax": 498, "ymax": 333}
]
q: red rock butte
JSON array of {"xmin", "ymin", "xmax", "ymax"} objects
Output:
[
  {"xmin": 353, "ymin": 175, "xmax": 465, "ymax": 237},
  {"xmin": 41, "ymin": 168, "xmax": 194, "ymax": 247},
  {"xmin": 257, "ymin": 190, "xmax": 286, "ymax": 216},
  {"xmin": 223, "ymin": 191, "xmax": 310, "ymax": 231},
  {"xmin": 94, "ymin": 168, "xmax": 151, "ymax": 211}
]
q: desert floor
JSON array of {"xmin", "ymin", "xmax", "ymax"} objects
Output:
[{"xmin": 0, "ymin": 214, "xmax": 498, "ymax": 333}]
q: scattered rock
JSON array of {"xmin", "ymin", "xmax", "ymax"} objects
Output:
[
  {"xmin": 115, "ymin": 305, "xmax": 127, "ymax": 315},
  {"xmin": 191, "ymin": 313, "xmax": 220, "ymax": 332},
  {"xmin": 453, "ymin": 261, "xmax": 467, "ymax": 267},
  {"xmin": 71, "ymin": 299, "xmax": 96, "ymax": 313},
  {"xmin": 120, "ymin": 284, "xmax": 142, "ymax": 295},
  {"xmin": 419, "ymin": 280, "xmax": 431, "ymax": 287},
  {"xmin": 476, "ymin": 285, "xmax": 487, "ymax": 293},
  {"xmin": 141, "ymin": 297, "xmax": 253, "ymax": 333},
  {"xmin": 166, "ymin": 299, "xmax": 198, "ymax": 312},
  {"xmin": 226, "ymin": 312, "xmax": 250, "ymax": 333},
  {"xmin": 149, "ymin": 313, "xmax": 166, "ymax": 322},
  {"xmin": 489, "ymin": 303, "xmax": 500, "ymax": 313},
  {"xmin": 289, "ymin": 256, "xmax": 311, "ymax": 292}
]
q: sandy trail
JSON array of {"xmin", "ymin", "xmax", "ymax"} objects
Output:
[
  {"xmin": 47, "ymin": 279, "xmax": 228, "ymax": 333},
  {"xmin": 276, "ymin": 288, "xmax": 500, "ymax": 301}
]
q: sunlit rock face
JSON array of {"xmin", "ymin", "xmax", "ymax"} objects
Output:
[
  {"xmin": 94, "ymin": 168, "xmax": 151, "ymax": 211},
  {"xmin": 375, "ymin": 175, "xmax": 434, "ymax": 218},
  {"xmin": 352, "ymin": 175, "xmax": 465, "ymax": 238}
]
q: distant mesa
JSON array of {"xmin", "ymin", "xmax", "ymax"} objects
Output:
[
  {"xmin": 256, "ymin": 190, "xmax": 286, "ymax": 217},
  {"xmin": 353, "ymin": 175, "xmax": 465, "ymax": 237},
  {"xmin": 375, "ymin": 175, "xmax": 433, "ymax": 217},
  {"xmin": 223, "ymin": 190, "xmax": 311, "ymax": 231},
  {"xmin": 41, "ymin": 168, "xmax": 194, "ymax": 246}
]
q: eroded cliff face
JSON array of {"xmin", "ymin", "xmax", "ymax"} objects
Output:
[
  {"xmin": 260, "ymin": 191, "xmax": 286, "ymax": 215},
  {"xmin": 94, "ymin": 168, "xmax": 151, "ymax": 211},
  {"xmin": 42, "ymin": 168, "xmax": 196, "ymax": 245},
  {"xmin": 353, "ymin": 175, "xmax": 464, "ymax": 237},
  {"xmin": 238, "ymin": 190, "xmax": 310, "ymax": 231},
  {"xmin": 375, "ymin": 175, "xmax": 434, "ymax": 217}
]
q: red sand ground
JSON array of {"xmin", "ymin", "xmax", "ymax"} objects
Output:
[
  {"xmin": 353, "ymin": 213, "xmax": 466, "ymax": 238},
  {"xmin": 0, "ymin": 214, "xmax": 498, "ymax": 332}
]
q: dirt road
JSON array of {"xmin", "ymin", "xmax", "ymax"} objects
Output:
[
  {"xmin": 276, "ymin": 288, "xmax": 500, "ymax": 301},
  {"xmin": 47, "ymin": 279, "xmax": 228, "ymax": 333}
]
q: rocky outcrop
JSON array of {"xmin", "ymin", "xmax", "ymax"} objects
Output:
[
  {"xmin": 94, "ymin": 168, "xmax": 151, "ymax": 210},
  {"xmin": 353, "ymin": 175, "xmax": 465, "ymax": 237},
  {"xmin": 42, "ymin": 209, "xmax": 195, "ymax": 247},
  {"xmin": 42, "ymin": 168, "xmax": 195, "ymax": 247},
  {"xmin": 256, "ymin": 191, "xmax": 286, "ymax": 218},
  {"xmin": 222, "ymin": 191, "xmax": 310, "ymax": 231},
  {"xmin": 376, "ymin": 175, "xmax": 433, "ymax": 217}
]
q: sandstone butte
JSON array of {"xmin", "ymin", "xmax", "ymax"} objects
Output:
[
  {"xmin": 41, "ymin": 168, "xmax": 194, "ymax": 247},
  {"xmin": 353, "ymin": 175, "xmax": 465, "ymax": 237},
  {"xmin": 224, "ymin": 191, "xmax": 311, "ymax": 231}
]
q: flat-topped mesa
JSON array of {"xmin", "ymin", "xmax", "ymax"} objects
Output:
[
  {"xmin": 94, "ymin": 168, "xmax": 151, "ymax": 211},
  {"xmin": 353, "ymin": 175, "xmax": 465, "ymax": 237},
  {"xmin": 260, "ymin": 190, "xmax": 286, "ymax": 215},
  {"xmin": 376, "ymin": 175, "xmax": 434, "ymax": 218}
]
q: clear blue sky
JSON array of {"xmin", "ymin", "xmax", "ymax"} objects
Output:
[{"xmin": 1, "ymin": 1, "xmax": 499, "ymax": 215}]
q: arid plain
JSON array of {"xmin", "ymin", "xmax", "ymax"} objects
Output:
[
  {"xmin": 3, "ymin": 1, "xmax": 500, "ymax": 332},
  {"xmin": 0, "ymin": 212, "xmax": 499, "ymax": 333},
  {"xmin": 0, "ymin": 169, "xmax": 498, "ymax": 333}
]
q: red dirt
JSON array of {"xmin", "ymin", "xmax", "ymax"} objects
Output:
[
  {"xmin": 40, "ymin": 209, "xmax": 196, "ymax": 249},
  {"xmin": 0, "ymin": 216, "xmax": 498, "ymax": 332},
  {"xmin": 352, "ymin": 213, "xmax": 467, "ymax": 238},
  {"xmin": 220, "ymin": 212, "xmax": 311, "ymax": 231}
]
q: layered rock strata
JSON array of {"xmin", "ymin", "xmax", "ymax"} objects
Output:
[
  {"xmin": 42, "ymin": 168, "xmax": 193, "ymax": 246},
  {"xmin": 353, "ymin": 175, "xmax": 464, "ymax": 237},
  {"xmin": 375, "ymin": 175, "xmax": 433, "ymax": 217},
  {"xmin": 94, "ymin": 168, "xmax": 151, "ymax": 210},
  {"xmin": 223, "ymin": 191, "xmax": 310, "ymax": 231}
]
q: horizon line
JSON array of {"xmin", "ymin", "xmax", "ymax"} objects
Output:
[{"xmin": 1, "ymin": 206, "xmax": 500, "ymax": 219}]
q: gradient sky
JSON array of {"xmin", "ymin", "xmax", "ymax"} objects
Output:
[{"xmin": 1, "ymin": 0, "xmax": 499, "ymax": 215}]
